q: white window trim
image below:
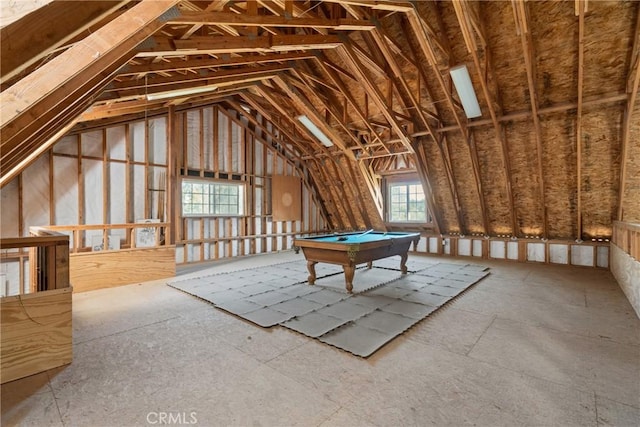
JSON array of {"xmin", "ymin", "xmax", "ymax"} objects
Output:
[
  {"xmin": 181, "ymin": 177, "xmax": 247, "ymax": 218},
  {"xmin": 384, "ymin": 176, "xmax": 432, "ymax": 225}
]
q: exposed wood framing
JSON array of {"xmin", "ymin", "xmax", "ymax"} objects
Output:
[
  {"xmin": 453, "ymin": 0, "xmax": 517, "ymax": 236},
  {"xmin": 618, "ymin": 4, "xmax": 640, "ymax": 221},
  {"xmin": 168, "ymin": 11, "xmax": 375, "ymax": 31},
  {"xmin": 1, "ymin": 1, "xmax": 128, "ymax": 84},
  {"xmin": 0, "ymin": 0, "xmax": 179, "ymax": 185},
  {"xmin": 576, "ymin": 0, "xmax": 586, "ymax": 237},
  {"xmin": 405, "ymin": 6, "xmax": 490, "ymax": 235},
  {"xmin": 338, "ymin": 39, "xmax": 413, "ymax": 152},
  {"xmin": 512, "ymin": 0, "xmax": 549, "ymax": 238}
]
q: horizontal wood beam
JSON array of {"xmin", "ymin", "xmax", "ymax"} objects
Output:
[
  {"xmin": 138, "ymin": 34, "xmax": 342, "ymax": 57},
  {"xmin": 1, "ymin": 1, "xmax": 128, "ymax": 83},
  {"xmin": 120, "ymin": 52, "xmax": 313, "ymax": 76},
  {"xmin": 168, "ymin": 11, "xmax": 375, "ymax": 30},
  {"xmin": 0, "ymin": 0, "xmax": 179, "ymax": 182}
]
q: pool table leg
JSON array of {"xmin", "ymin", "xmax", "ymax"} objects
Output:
[
  {"xmin": 307, "ymin": 261, "xmax": 317, "ymax": 285},
  {"xmin": 344, "ymin": 265, "xmax": 355, "ymax": 293},
  {"xmin": 400, "ymin": 252, "xmax": 409, "ymax": 274}
]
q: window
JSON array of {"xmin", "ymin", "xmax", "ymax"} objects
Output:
[
  {"xmin": 182, "ymin": 179, "xmax": 245, "ymax": 216},
  {"xmin": 387, "ymin": 181, "xmax": 429, "ymax": 223}
]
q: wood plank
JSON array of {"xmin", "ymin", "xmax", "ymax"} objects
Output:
[
  {"xmin": 70, "ymin": 246, "xmax": 176, "ymax": 292},
  {"xmin": 618, "ymin": 5, "xmax": 640, "ymax": 220},
  {"xmin": 453, "ymin": 0, "xmax": 517, "ymax": 236},
  {"xmin": 576, "ymin": 0, "xmax": 585, "ymax": 237},
  {"xmin": 1, "ymin": 288, "xmax": 72, "ymax": 384},
  {"xmin": 1, "ymin": 0, "xmax": 179, "ymax": 182},
  {"xmin": 142, "ymin": 34, "xmax": 342, "ymax": 57},
  {"xmin": 513, "ymin": 0, "xmax": 548, "ymax": 238},
  {"xmin": 120, "ymin": 52, "xmax": 313, "ymax": 77},
  {"xmin": 169, "ymin": 11, "xmax": 375, "ymax": 30},
  {"xmin": 1, "ymin": 1, "xmax": 128, "ymax": 82}
]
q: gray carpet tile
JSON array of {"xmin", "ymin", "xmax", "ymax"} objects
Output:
[
  {"xmin": 282, "ymin": 312, "xmax": 350, "ymax": 338},
  {"xmin": 271, "ymin": 297, "xmax": 325, "ymax": 317},
  {"xmin": 245, "ymin": 290, "xmax": 294, "ymax": 306},
  {"xmin": 354, "ymin": 309, "xmax": 419, "ymax": 336},
  {"xmin": 381, "ymin": 299, "xmax": 440, "ymax": 319},
  {"xmin": 216, "ymin": 299, "xmax": 265, "ymax": 315},
  {"xmin": 242, "ymin": 307, "xmax": 293, "ymax": 327},
  {"xmin": 316, "ymin": 300, "xmax": 377, "ymax": 321},
  {"xmin": 400, "ymin": 291, "xmax": 450, "ymax": 306},
  {"xmin": 168, "ymin": 259, "xmax": 489, "ymax": 357},
  {"xmin": 319, "ymin": 323, "xmax": 396, "ymax": 358},
  {"xmin": 301, "ymin": 289, "xmax": 347, "ymax": 305}
]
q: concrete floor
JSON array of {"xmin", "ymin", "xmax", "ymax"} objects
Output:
[{"xmin": 2, "ymin": 252, "xmax": 639, "ymax": 426}]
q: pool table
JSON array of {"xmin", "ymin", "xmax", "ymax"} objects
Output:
[{"xmin": 293, "ymin": 231, "xmax": 421, "ymax": 293}]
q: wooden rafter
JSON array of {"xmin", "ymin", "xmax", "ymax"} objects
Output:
[
  {"xmin": 139, "ymin": 34, "xmax": 342, "ymax": 57},
  {"xmin": 453, "ymin": 0, "xmax": 517, "ymax": 236},
  {"xmin": 401, "ymin": 23, "xmax": 464, "ymax": 233},
  {"xmin": 618, "ymin": 3, "xmax": 640, "ymax": 221},
  {"xmin": 337, "ymin": 38, "xmax": 413, "ymax": 152},
  {"xmin": 291, "ymin": 66, "xmax": 365, "ymax": 151},
  {"xmin": 512, "ymin": 0, "xmax": 549, "ymax": 238},
  {"xmin": 168, "ymin": 11, "xmax": 375, "ymax": 31},
  {"xmin": 313, "ymin": 53, "xmax": 387, "ymax": 151},
  {"xmin": 272, "ymin": 75, "xmax": 354, "ymax": 157},
  {"xmin": 405, "ymin": 6, "xmax": 489, "ymax": 235},
  {"xmin": 576, "ymin": 0, "xmax": 586, "ymax": 237},
  {"xmin": 1, "ymin": 1, "xmax": 129, "ymax": 84},
  {"xmin": 108, "ymin": 63, "xmax": 291, "ymax": 93},
  {"xmin": 224, "ymin": 99, "xmax": 303, "ymax": 160},
  {"xmin": 0, "ymin": 0, "xmax": 180, "ymax": 186},
  {"xmin": 239, "ymin": 91, "xmax": 345, "ymax": 229},
  {"xmin": 291, "ymin": 66, "xmax": 384, "ymax": 219},
  {"xmin": 370, "ymin": 27, "xmax": 437, "ymax": 141},
  {"xmin": 119, "ymin": 52, "xmax": 314, "ymax": 77}
]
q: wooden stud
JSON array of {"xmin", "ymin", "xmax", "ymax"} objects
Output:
[
  {"xmin": 513, "ymin": 0, "xmax": 549, "ymax": 238},
  {"xmin": 453, "ymin": 1, "xmax": 517, "ymax": 237},
  {"xmin": 617, "ymin": 5, "xmax": 640, "ymax": 220},
  {"xmin": 77, "ymin": 135, "xmax": 84, "ymax": 248},
  {"xmin": 576, "ymin": 0, "xmax": 585, "ymax": 238}
]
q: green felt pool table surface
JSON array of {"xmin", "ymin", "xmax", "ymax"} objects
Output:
[{"xmin": 296, "ymin": 231, "xmax": 419, "ymax": 244}]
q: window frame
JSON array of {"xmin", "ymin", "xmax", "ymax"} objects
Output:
[
  {"xmin": 180, "ymin": 177, "xmax": 247, "ymax": 218},
  {"xmin": 383, "ymin": 174, "xmax": 432, "ymax": 226}
]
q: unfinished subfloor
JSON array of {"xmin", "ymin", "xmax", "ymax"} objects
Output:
[{"xmin": 2, "ymin": 251, "xmax": 639, "ymax": 426}]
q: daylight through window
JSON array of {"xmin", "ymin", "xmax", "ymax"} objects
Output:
[
  {"xmin": 182, "ymin": 179, "xmax": 245, "ymax": 216},
  {"xmin": 388, "ymin": 182, "xmax": 428, "ymax": 223}
]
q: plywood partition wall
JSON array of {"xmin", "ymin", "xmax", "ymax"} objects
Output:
[{"xmin": 0, "ymin": 104, "xmax": 328, "ymax": 267}]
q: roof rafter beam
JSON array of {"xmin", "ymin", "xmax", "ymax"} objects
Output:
[
  {"xmin": 513, "ymin": 0, "xmax": 549, "ymax": 238},
  {"xmin": 290, "ymin": 66, "xmax": 366, "ymax": 151},
  {"xmin": 617, "ymin": 3, "xmax": 640, "ymax": 221},
  {"xmin": 138, "ymin": 34, "xmax": 342, "ymax": 57},
  {"xmin": 576, "ymin": 0, "xmax": 586, "ymax": 237},
  {"xmin": 405, "ymin": 5, "xmax": 489, "ymax": 235},
  {"xmin": 0, "ymin": 0, "xmax": 180, "ymax": 185},
  {"xmin": 168, "ymin": 11, "xmax": 375, "ymax": 30},
  {"xmin": 1, "ymin": 0, "xmax": 129, "ymax": 83},
  {"xmin": 313, "ymin": 53, "xmax": 388, "ymax": 151},
  {"xmin": 272, "ymin": 74, "xmax": 354, "ymax": 158},
  {"xmin": 370, "ymin": 27, "xmax": 437, "ymax": 139},
  {"xmin": 337, "ymin": 38, "xmax": 414, "ymax": 153},
  {"xmin": 109, "ymin": 63, "xmax": 292, "ymax": 91},
  {"xmin": 453, "ymin": 0, "xmax": 517, "ymax": 236},
  {"xmin": 120, "ymin": 52, "xmax": 314, "ymax": 77}
]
